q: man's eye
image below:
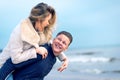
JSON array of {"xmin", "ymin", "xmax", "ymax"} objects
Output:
[
  {"xmin": 58, "ymin": 38, "xmax": 61, "ymax": 41},
  {"xmin": 63, "ymin": 42, "xmax": 66, "ymax": 45}
]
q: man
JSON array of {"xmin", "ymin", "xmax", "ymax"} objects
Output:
[{"xmin": 0, "ymin": 31, "xmax": 73, "ymax": 80}]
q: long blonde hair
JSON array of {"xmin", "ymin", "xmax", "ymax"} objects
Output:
[{"xmin": 29, "ymin": 2, "xmax": 56, "ymax": 43}]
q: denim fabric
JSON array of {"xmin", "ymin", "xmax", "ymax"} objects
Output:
[
  {"xmin": 6, "ymin": 74, "xmax": 13, "ymax": 80},
  {"xmin": 0, "ymin": 59, "xmax": 15, "ymax": 80}
]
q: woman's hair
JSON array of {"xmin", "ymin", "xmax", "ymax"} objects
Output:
[{"xmin": 29, "ymin": 2, "xmax": 56, "ymax": 42}]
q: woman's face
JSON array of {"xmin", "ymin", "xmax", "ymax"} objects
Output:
[{"xmin": 35, "ymin": 14, "xmax": 52, "ymax": 32}]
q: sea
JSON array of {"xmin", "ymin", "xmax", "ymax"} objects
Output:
[
  {"xmin": 1, "ymin": 46, "xmax": 120, "ymax": 80},
  {"xmin": 47, "ymin": 46, "xmax": 120, "ymax": 80}
]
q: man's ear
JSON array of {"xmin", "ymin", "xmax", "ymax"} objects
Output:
[
  {"xmin": 53, "ymin": 38, "xmax": 55, "ymax": 41},
  {"xmin": 64, "ymin": 47, "xmax": 68, "ymax": 52}
]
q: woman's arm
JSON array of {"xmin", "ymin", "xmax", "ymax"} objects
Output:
[{"xmin": 8, "ymin": 26, "xmax": 37, "ymax": 64}]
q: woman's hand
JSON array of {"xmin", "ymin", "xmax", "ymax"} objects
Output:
[
  {"xmin": 57, "ymin": 58, "xmax": 69, "ymax": 72},
  {"xmin": 36, "ymin": 47, "xmax": 48, "ymax": 59}
]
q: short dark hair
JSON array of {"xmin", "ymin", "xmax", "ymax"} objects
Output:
[{"xmin": 56, "ymin": 31, "xmax": 73, "ymax": 45}]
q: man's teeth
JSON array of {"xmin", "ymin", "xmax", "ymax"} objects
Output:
[{"xmin": 56, "ymin": 44, "xmax": 61, "ymax": 49}]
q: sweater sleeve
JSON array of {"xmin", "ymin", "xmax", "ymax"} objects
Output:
[
  {"xmin": 11, "ymin": 48, "xmax": 37, "ymax": 64},
  {"xmin": 8, "ymin": 25, "xmax": 37, "ymax": 64}
]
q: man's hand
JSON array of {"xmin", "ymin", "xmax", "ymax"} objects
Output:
[
  {"xmin": 36, "ymin": 47, "xmax": 48, "ymax": 59},
  {"xmin": 57, "ymin": 58, "xmax": 69, "ymax": 72}
]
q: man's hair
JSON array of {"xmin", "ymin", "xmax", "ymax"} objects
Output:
[{"xmin": 56, "ymin": 31, "xmax": 73, "ymax": 45}]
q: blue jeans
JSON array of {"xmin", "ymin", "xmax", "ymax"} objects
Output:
[
  {"xmin": 0, "ymin": 59, "xmax": 15, "ymax": 80},
  {"xmin": 6, "ymin": 74, "xmax": 13, "ymax": 80}
]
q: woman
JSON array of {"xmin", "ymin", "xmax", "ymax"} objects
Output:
[{"xmin": 0, "ymin": 2, "xmax": 68, "ymax": 80}]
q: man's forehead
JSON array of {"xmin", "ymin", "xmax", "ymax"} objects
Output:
[
  {"xmin": 57, "ymin": 34, "xmax": 66, "ymax": 38},
  {"xmin": 57, "ymin": 34, "xmax": 70, "ymax": 41}
]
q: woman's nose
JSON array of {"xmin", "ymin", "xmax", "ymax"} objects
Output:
[{"xmin": 47, "ymin": 22, "xmax": 50, "ymax": 26}]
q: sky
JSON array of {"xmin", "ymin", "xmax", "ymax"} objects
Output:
[{"xmin": 0, "ymin": 0, "xmax": 120, "ymax": 49}]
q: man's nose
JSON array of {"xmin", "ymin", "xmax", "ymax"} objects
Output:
[{"xmin": 59, "ymin": 41, "xmax": 63, "ymax": 45}]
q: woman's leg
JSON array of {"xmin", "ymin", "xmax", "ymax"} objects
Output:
[
  {"xmin": 0, "ymin": 59, "xmax": 15, "ymax": 80},
  {"xmin": 6, "ymin": 74, "xmax": 13, "ymax": 80}
]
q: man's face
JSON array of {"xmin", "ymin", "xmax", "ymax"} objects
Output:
[{"xmin": 52, "ymin": 34, "xmax": 70, "ymax": 56}]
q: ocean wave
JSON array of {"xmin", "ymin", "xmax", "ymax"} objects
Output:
[
  {"xmin": 69, "ymin": 68, "xmax": 120, "ymax": 74},
  {"xmin": 81, "ymin": 69, "xmax": 103, "ymax": 74},
  {"xmin": 69, "ymin": 56, "xmax": 115, "ymax": 63},
  {"xmin": 78, "ymin": 69, "xmax": 120, "ymax": 74}
]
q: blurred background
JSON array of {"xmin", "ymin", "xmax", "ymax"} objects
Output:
[{"xmin": 0, "ymin": 0, "xmax": 120, "ymax": 80}]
